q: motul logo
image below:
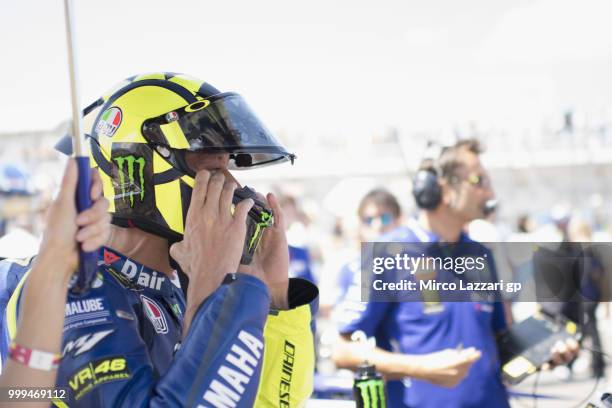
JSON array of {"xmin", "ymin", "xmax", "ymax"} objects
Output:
[{"xmin": 140, "ymin": 295, "xmax": 168, "ymax": 334}]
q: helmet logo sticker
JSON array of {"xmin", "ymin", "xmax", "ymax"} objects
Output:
[
  {"xmin": 165, "ymin": 111, "xmax": 179, "ymax": 122},
  {"xmin": 95, "ymin": 107, "xmax": 123, "ymax": 137},
  {"xmin": 114, "ymin": 155, "xmax": 145, "ymax": 207},
  {"xmin": 140, "ymin": 295, "xmax": 168, "ymax": 334},
  {"xmin": 184, "ymin": 99, "xmax": 210, "ymax": 112}
]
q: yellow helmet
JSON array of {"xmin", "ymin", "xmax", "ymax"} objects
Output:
[{"xmin": 58, "ymin": 72, "xmax": 295, "ymax": 241}]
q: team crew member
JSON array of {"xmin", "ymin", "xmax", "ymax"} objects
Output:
[
  {"xmin": 0, "ymin": 73, "xmax": 318, "ymax": 407},
  {"xmin": 0, "ymin": 160, "xmax": 110, "ymax": 404},
  {"xmin": 332, "ymin": 188, "xmax": 405, "ymax": 404},
  {"xmin": 332, "ymin": 139, "xmax": 577, "ymax": 408},
  {"xmin": 335, "ymin": 188, "xmax": 403, "ymax": 303}
]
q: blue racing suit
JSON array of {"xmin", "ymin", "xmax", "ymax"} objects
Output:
[{"xmin": 0, "ymin": 247, "xmax": 318, "ymax": 407}]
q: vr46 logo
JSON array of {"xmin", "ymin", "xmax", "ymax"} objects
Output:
[
  {"xmin": 68, "ymin": 356, "xmax": 130, "ymax": 400},
  {"xmin": 114, "ymin": 155, "xmax": 145, "ymax": 207}
]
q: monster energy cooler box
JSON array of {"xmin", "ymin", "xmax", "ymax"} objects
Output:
[{"xmin": 353, "ymin": 364, "xmax": 386, "ymax": 408}]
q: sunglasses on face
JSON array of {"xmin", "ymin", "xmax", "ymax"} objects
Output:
[
  {"xmin": 465, "ymin": 173, "xmax": 491, "ymax": 189},
  {"xmin": 362, "ymin": 213, "xmax": 394, "ymax": 226}
]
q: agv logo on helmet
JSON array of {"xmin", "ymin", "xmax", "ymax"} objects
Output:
[{"xmin": 95, "ymin": 107, "xmax": 122, "ymax": 138}]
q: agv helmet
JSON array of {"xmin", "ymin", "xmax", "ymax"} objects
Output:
[{"xmin": 58, "ymin": 72, "xmax": 294, "ymax": 241}]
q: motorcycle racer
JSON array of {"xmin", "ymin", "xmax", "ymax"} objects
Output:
[{"xmin": 0, "ymin": 73, "xmax": 318, "ymax": 407}]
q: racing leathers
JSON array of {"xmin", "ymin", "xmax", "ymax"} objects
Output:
[{"xmin": 0, "ymin": 247, "xmax": 318, "ymax": 407}]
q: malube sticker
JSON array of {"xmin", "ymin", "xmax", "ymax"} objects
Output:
[
  {"xmin": 140, "ymin": 295, "xmax": 168, "ymax": 334},
  {"xmin": 95, "ymin": 106, "xmax": 122, "ymax": 137},
  {"xmin": 64, "ymin": 297, "xmax": 111, "ymax": 332}
]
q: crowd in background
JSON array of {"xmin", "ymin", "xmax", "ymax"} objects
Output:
[{"xmin": 1, "ymin": 121, "xmax": 611, "ymax": 404}]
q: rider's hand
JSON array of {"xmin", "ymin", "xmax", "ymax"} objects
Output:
[
  {"xmin": 238, "ymin": 192, "xmax": 290, "ymax": 309},
  {"xmin": 408, "ymin": 347, "xmax": 482, "ymax": 388},
  {"xmin": 37, "ymin": 159, "xmax": 110, "ymax": 285},
  {"xmin": 170, "ymin": 170, "xmax": 254, "ymax": 317}
]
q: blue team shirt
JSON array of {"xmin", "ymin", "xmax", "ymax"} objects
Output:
[
  {"xmin": 289, "ymin": 245, "xmax": 316, "ymax": 283},
  {"xmin": 337, "ymin": 223, "xmax": 510, "ymax": 408}
]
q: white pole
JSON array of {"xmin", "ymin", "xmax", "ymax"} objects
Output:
[{"xmin": 63, "ymin": 0, "xmax": 85, "ymax": 156}]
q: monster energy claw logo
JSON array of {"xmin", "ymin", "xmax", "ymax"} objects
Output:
[
  {"xmin": 114, "ymin": 155, "xmax": 145, "ymax": 207},
  {"xmin": 355, "ymin": 379, "xmax": 386, "ymax": 408},
  {"xmin": 248, "ymin": 211, "xmax": 273, "ymax": 250}
]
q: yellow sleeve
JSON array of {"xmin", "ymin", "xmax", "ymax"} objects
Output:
[
  {"xmin": 3, "ymin": 257, "xmax": 34, "ymax": 341},
  {"xmin": 255, "ymin": 279, "xmax": 318, "ymax": 408}
]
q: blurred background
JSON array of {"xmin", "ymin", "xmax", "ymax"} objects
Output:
[{"xmin": 2, "ymin": 0, "xmax": 612, "ymax": 406}]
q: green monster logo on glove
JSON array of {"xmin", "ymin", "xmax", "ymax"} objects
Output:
[
  {"xmin": 248, "ymin": 211, "xmax": 273, "ymax": 251},
  {"xmin": 114, "ymin": 155, "xmax": 146, "ymax": 207},
  {"xmin": 356, "ymin": 379, "xmax": 386, "ymax": 408}
]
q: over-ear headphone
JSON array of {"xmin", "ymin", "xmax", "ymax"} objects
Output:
[
  {"xmin": 412, "ymin": 142, "xmax": 444, "ymax": 210},
  {"xmin": 413, "ymin": 167, "xmax": 499, "ymax": 213},
  {"xmin": 412, "ymin": 139, "xmax": 498, "ymax": 213},
  {"xmin": 412, "ymin": 167, "xmax": 442, "ymax": 210}
]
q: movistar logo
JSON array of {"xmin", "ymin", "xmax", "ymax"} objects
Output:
[
  {"xmin": 114, "ymin": 155, "xmax": 145, "ymax": 207},
  {"xmin": 355, "ymin": 379, "xmax": 386, "ymax": 408}
]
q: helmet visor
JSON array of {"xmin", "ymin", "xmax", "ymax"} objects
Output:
[{"xmin": 142, "ymin": 92, "xmax": 294, "ymax": 168}]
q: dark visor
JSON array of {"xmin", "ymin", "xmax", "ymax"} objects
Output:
[{"xmin": 142, "ymin": 92, "xmax": 294, "ymax": 169}]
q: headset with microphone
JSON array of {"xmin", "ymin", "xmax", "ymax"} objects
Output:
[{"xmin": 411, "ymin": 143, "xmax": 498, "ymax": 215}]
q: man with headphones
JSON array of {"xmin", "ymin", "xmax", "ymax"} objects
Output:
[{"xmin": 333, "ymin": 139, "xmax": 577, "ymax": 407}]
